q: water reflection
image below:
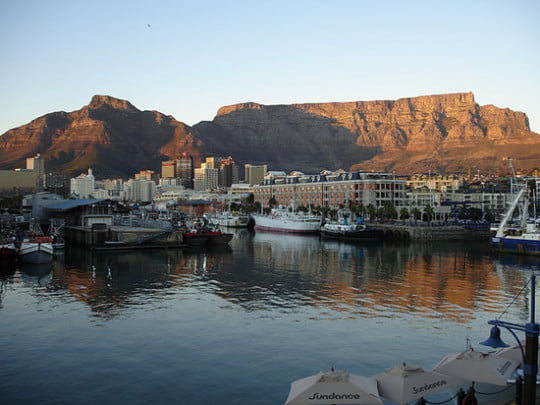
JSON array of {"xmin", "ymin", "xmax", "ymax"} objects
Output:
[{"xmin": 6, "ymin": 232, "xmax": 538, "ymax": 325}]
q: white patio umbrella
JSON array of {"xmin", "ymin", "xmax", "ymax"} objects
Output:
[
  {"xmin": 432, "ymin": 348, "xmax": 519, "ymax": 386},
  {"xmin": 371, "ymin": 362, "xmax": 463, "ymax": 405},
  {"xmin": 285, "ymin": 369, "xmax": 383, "ymax": 405}
]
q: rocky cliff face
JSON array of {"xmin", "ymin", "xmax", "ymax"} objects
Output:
[
  {"xmin": 0, "ymin": 93, "xmax": 538, "ymax": 178},
  {"xmin": 0, "ymin": 95, "xmax": 203, "ymax": 177},
  {"xmin": 199, "ymin": 92, "xmax": 539, "ymax": 174}
]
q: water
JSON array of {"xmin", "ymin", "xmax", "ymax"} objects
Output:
[{"xmin": 1, "ymin": 230, "xmax": 539, "ymax": 404}]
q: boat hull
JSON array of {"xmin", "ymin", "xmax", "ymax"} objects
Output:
[
  {"xmin": 251, "ymin": 214, "xmax": 322, "ymax": 234},
  {"xmin": 18, "ymin": 242, "xmax": 54, "ymax": 264},
  {"xmin": 492, "ymin": 236, "xmax": 540, "ymax": 256}
]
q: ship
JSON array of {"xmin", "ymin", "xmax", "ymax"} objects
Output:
[
  {"xmin": 250, "ymin": 206, "xmax": 322, "ymax": 234},
  {"xmin": 321, "ymin": 210, "xmax": 384, "ymax": 242}
]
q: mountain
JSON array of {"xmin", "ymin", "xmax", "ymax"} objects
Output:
[
  {"xmin": 0, "ymin": 95, "xmax": 203, "ymax": 177},
  {"xmin": 0, "ymin": 93, "xmax": 538, "ymax": 178}
]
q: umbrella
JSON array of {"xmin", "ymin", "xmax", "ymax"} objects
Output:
[
  {"xmin": 372, "ymin": 362, "xmax": 463, "ymax": 405},
  {"xmin": 285, "ymin": 369, "xmax": 383, "ymax": 405},
  {"xmin": 432, "ymin": 348, "xmax": 519, "ymax": 386},
  {"xmin": 493, "ymin": 341, "xmax": 540, "ymax": 366}
]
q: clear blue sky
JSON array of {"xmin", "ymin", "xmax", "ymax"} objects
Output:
[{"xmin": 1, "ymin": 0, "xmax": 539, "ymax": 135}]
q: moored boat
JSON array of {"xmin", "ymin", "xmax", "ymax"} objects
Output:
[
  {"xmin": 17, "ymin": 237, "xmax": 54, "ymax": 264},
  {"xmin": 213, "ymin": 212, "xmax": 249, "ymax": 228},
  {"xmin": 491, "ymin": 185, "xmax": 540, "ymax": 256},
  {"xmin": 251, "ymin": 207, "xmax": 322, "ymax": 234},
  {"xmin": 321, "ymin": 215, "xmax": 384, "ymax": 242}
]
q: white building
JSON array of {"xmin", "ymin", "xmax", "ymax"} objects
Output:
[
  {"xmin": 70, "ymin": 168, "xmax": 95, "ymax": 198},
  {"xmin": 194, "ymin": 164, "xmax": 219, "ymax": 191},
  {"xmin": 124, "ymin": 178, "xmax": 157, "ymax": 203}
]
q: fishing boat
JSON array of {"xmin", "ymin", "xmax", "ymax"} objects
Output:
[
  {"xmin": 321, "ymin": 211, "xmax": 384, "ymax": 242},
  {"xmin": 182, "ymin": 218, "xmax": 234, "ymax": 246},
  {"xmin": 491, "ymin": 185, "xmax": 540, "ymax": 256},
  {"xmin": 250, "ymin": 206, "xmax": 322, "ymax": 234},
  {"xmin": 17, "ymin": 236, "xmax": 54, "ymax": 264}
]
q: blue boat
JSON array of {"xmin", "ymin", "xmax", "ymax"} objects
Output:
[{"xmin": 492, "ymin": 186, "xmax": 540, "ymax": 256}]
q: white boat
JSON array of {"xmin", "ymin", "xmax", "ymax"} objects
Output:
[
  {"xmin": 251, "ymin": 206, "xmax": 322, "ymax": 234},
  {"xmin": 17, "ymin": 238, "xmax": 54, "ymax": 264},
  {"xmin": 321, "ymin": 213, "xmax": 384, "ymax": 242},
  {"xmin": 213, "ymin": 212, "xmax": 249, "ymax": 228},
  {"xmin": 491, "ymin": 185, "xmax": 540, "ymax": 256}
]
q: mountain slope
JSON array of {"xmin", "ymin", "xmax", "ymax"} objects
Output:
[{"xmin": 0, "ymin": 93, "xmax": 538, "ymax": 178}]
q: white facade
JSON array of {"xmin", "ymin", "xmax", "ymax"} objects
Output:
[
  {"xmin": 194, "ymin": 165, "xmax": 219, "ymax": 191},
  {"xmin": 70, "ymin": 168, "xmax": 95, "ymax": 198},
  {"xmin": 125, "ymin": 179, "xmax": 157, "ymax": 203}
]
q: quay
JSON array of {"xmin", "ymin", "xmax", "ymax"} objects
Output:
[
  {"xmin": 372, "ymin": 222, "xmax": 491, "ymax": 241},
  {"xmin": 65, "ymin": 224, "xmax": 186, "ymax": 250}
]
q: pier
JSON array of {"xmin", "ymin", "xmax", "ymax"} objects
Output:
[{"xmin": 373, "ymin": 222, "xmax": 491, "ymax": 241}]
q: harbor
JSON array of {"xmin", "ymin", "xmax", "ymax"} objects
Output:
[{"xmin": 1, "ymin": 230, "xmax": 539, "ymax": 404}]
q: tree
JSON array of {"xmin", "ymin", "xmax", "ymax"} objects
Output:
[
  {"xmin": 399, "ymin": 207, "xmax": 410, "ymax": 221},
  {"xmin": 423, "ymin": 205, "xmax": 434, "ymax": 223}
]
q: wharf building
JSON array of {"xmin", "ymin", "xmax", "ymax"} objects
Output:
[{"xmin": 253, "ymin": 171, "xmax": 407, "ymax": 210}]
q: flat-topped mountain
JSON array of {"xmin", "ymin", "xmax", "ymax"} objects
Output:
[{"xmin": 0, "ymin": 93, "xmax": 538, "ymax": 178}]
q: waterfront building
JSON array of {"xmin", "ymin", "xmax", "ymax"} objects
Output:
[
  {"xmin": 245, "ymin": 164, "xmax": 267, "ymax": 186},
  {"xmin": 253, "ymin": 171, "xmax": 408, "ymax": 210},
  {"xmin": 407, "ymin": 173, "xmax": 463, "ymax": 192},
  {"xmin": 21, "ymin": 192, "xmax": 66, "ymax": 222},
  {"xmin": 70, "ymin": 168, "xmax": 95, "ymax": 198}
]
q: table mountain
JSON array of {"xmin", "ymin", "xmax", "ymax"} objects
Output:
[{"xmin": 0, "ymin": 93, "xmax": 538, "ymax": 178}]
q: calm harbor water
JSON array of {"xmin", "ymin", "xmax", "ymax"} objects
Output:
[{"xmin": 1, "ymin": 230, "xmax": 540, "ymax": 404}]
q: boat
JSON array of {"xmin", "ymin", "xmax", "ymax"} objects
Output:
[
  {"xmin": 491, "ymin": 185, "xmax": 540, "ymax": 256},
  {"xmin": 250, "ymin": 206, "xmax": 322, "ymax": 234},
  {"xmin": 212, "ymin": 212, "xmax": 249, "ymax": 228},
  {"xmin": 321, "ymin": 211, "xmax": 384, "ymax": 242},
  {"xmin": 0, "ymin": 239, "xmax": 18, "ymax": 264},
  {"xmin": 182, "ymin": 219, "xmax": 234, "ymax": 246},
  {"xmin": 17, "ymin": 236, "xmax": 54, "ymax": 264}
]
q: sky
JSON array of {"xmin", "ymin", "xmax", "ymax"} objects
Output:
[{"xmin": 1, "ymin": 0, "xmax": 539, "ymax": 135}]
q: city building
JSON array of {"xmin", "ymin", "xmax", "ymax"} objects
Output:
[
  {"xmin": 245, "ymin": 164, "xmax": 267, "ymax": 186},
  {"xmin": 219, "ymin": 156, "xmax": 239, "ymax": 187},
  {"xmin": 194, "ymin": 163, "xmax": 219, "ymax": 191},
  {"xmin": 70, "ymin": 168, "xmax": 95, "ymax": 198},
  {"xmin": 253, "ymin": 171, "xmax": 408, "ymax": 210},
  {"xmin": 161, "ymin": 160, "xmax": 177, "ymax": 179},
  {"xmin": 135, "ymin": 170, "xmax": 159, "ymax": 183},
  {"xmin": 124, "ymin": 178, "xmax": 157, "ymax": 203},
  {"xmin": 177, "ymin": 153, "xmax": 194, "ymax": 189},
  {"xmin": 407, "ymin": 173, "xmax": 464, "ymax": 192},
  {"xmin": 26, "ymin": 154, "xmax": 45, "ymax": 192}
]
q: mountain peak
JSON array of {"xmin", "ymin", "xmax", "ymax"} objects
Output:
[{"xmin": 88, "ymin": 95, "xmax": 139, "ymax": 112}]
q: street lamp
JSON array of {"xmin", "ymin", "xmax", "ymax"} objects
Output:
[{"xmin": 480, "ymin": 273, "xmax": 540, "ymax": 405}]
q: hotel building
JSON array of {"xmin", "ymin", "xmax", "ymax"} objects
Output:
[{"xmin": 253, "ymin": 171, "xmax": 407, "ymax": 210}]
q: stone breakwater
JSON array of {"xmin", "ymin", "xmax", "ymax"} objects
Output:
[{"xmin": 373, "ymin": 223, "xmax": 491, "ymax": 241}]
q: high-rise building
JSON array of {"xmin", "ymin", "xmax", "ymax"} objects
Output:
[
  {"xmin": 26, "ymin": 153, "xmax": 44, "ymax": 192},
  {"xmin": 194, "ymin": 163, "xmax": 219, "ymax": 191},
  {"xmin": 245, "ymin": 164, "xmax": 267, "ymax": 186},
  {"xmin": 219, "ymin": 156, "xmax": 239, "ymax": 187},
  {"xmin": 177, "ymin": 152, "xmax": 194, "ymax": 189},
  {"xmin": 161, "ymin": 160, "xmax": 176, "ymax": 179}
]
